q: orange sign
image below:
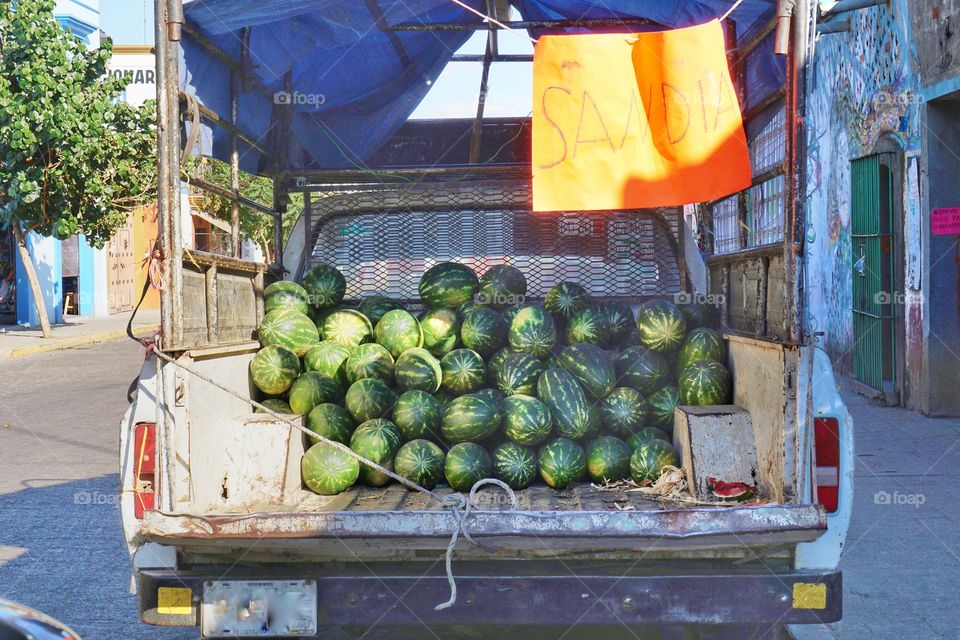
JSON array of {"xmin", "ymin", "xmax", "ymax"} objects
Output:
[{"xmin": 532, "ymin": 21, "xmax": 751, "ymax": 212}]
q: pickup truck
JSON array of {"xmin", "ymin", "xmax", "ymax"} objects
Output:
[{"xmin": 120, "ymin": 1, "xmax": 854, "ymax": 638}]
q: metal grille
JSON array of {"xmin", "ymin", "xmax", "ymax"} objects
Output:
[
  {"xmin": 750, "ymin": 109, "xmax": 786, "ymax": 176},
  {"xmin": 711, "ymin": 195, "xmax": 741, "ymax": 255},
  {"xmin": 746, "ymin": 174, "xmax": 785, "ymax": 247},
  {"xmin": 306, "ymin": 182, "xmax": 683, "ymax": 304}
]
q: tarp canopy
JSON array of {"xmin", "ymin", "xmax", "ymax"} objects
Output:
[{"xmin": 179, "ymin": 0, "xmax": 781, "ymax": 174}]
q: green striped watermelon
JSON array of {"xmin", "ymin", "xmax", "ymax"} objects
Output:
[
  {"xmin": 473, "ymin": 387, "xmax": 504, "ymax": 408},
  {"xmin": 444, "ymin": 442, "xmax": 492, "ymax": 492},
  {"xmin": 321, "ymin": 309, "xmax": 373, "ymax": 348},
  {"xmin": 615, "ymin": 346, "xmax": 670, "ymax": 394},
  {"xmin": 565, "ymin": 307, "xmax": 607, "ymax": 346},
  {"xmin": 302, "ymin": 443, "xmax": 359, "ymax": 495},
  {"xmin": 264, "ymin": 281, "xmax": 310, "ymax": 316},
  {"xmin": 544, "ymin": 282, "xmax": 591, "ymax": 323},
  {"xmin": 250, "ymin": 345, "xmax": 301, "ymax": 395},
  {"xmin": 460, "ymin": 307, "xmax": 508, "ymax": 358},
  {"xmin": 420, "ymin": 307, "xmax": 461, "ymax": 357},
  {"xmin": 259, "ymin": 308, "xmax": 320, "ymax": 356},
  {"xmin": 257, "ymin": 398, "xmax": 293, "ymax": 414},
  {"xmin": 288, "ymin": 372, "xmax": 342, "ymax": 415},
  {"xmin": 303, "ymin": 341, "xmax": 352, "ymax": 390},
  {"xmin": 508, "ymin": 306, "xmax": 557, "ymax": 359},
  {"xmin": 300, "ymin": 264, "xmax": 347, "ymax": 309},
  {"xmin": 587, "ymin": 436, "xmax": 632, "ymax": 483},
  {"xmin": 478, "ymin": 265, "xmax": 527, "ymax": 309},
  {"xmin": 374, "ymin": 309, "xmax": 423, "ymax": 359},
  {"xmin": 456, "ymin": 300, "xmax": 482, "ymax": 321},
  {"xmin": 439, "ymin": 349, "xmax": 486, "ymax": 395},
  {"xmin": 344, "ymin": 378, "xmax": 397, "ymax": 423},
  {"xmin": 501, "ymin": 305, "xmax": 522, "ymax": 326},
  {"xmin": 350, "ymin": 419, "xmax": 402, "ymax": 487},
  {"xmin": 394, "ymin": 439, "xmax": 446, "ymax": 489},
  {"xmin": 345, "ymin": 343, "xmax": 395, "ymax": 385},
  {"xmin": 496, "ymin": 353, "xmax": 545, "ymax": 396},
  {"xmin": 358, "ymin": 296, "xmax": 405, "ymax": 326},
  {"xmin": 492, "ymin": 442, "xmax": 538, "ymax": 489},
  {"xmin": 635, "ymin": 300, "xmax": 687, "ymax": 352},
  {"xmin": 419, "ymin": 262, "xmax": 479, "ymax": 309},
  {"xmin": 677, "ymin": 328, "xmax": 725, "ymax": 372},
  {"xmin": 626, "ymin": 427, "xmax": 671, "ymax": 450},
  {"xmin": 538, "ymin": 438, "xmax": 586, "ymax": 489},
  {"xmin": 596, "ymin": 302, "xmax": 635, "ymax": 347},
  {"xmin": 502, "ymin": 394, "xmax": 552, "ymax": 446},
  {"xmin": 647, "ymin": 385, "xmax": 679, "ymax": 431},
  {"xmin": 537, "ymin": 368, "xmax": 592, "ymax": 440},
  {"xmin": 558, "ymin": 344, "xmax": 616, "ymax": 399},
  {"xmin": 678, "ymin": 359, "xmax": 732, "ymax": 405},
  {"xmin": 306, "ymin": 403, "xmax": 356, "ymax": 445},
  {"xmin": 630, "ymin": 439, "xmax": 679, "ymax": 483},
  {"xmin": 441, "ymin": 392, "xmax": 502, "ymax": 443},
  {"xmin": 486, "ymin": 347, "xmax": 514, "ymax": 380},
  {"xmin": 392, "ymin": 389, "xmax": 443, "ymax": 441},
  {"xmin": 395, "ymin": 347, "xmax": 442, "ymax": 393},
  {"xmin": 599, "ymin": 387, "xmax": 649, "ymax": 436}
]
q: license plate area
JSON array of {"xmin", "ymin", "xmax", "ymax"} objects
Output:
[{"xmin": 201, "ymin": 579, "xmax": 317, "ymax": 638}]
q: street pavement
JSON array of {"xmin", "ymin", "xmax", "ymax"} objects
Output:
[{"xmin": 0, "ymin": 339, "xmax": 957, "ymax": 639}]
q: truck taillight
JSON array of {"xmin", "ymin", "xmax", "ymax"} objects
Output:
[
  {"xmin": 133, "ymin": 422, "xmax": 158, "ymax": 520},
  {"xmin": 814, "ymin": 417, "xmax": 840, "ymax": 513}
]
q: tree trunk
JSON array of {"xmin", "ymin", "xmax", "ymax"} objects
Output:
[{"xmin": 11, "ymin": 224, "xmax": 53, "ymax": 338}]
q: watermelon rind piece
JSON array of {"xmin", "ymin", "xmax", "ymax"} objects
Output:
[
  {"xmin": 420, "ymin": 307, "xmax": 461, "ymax": 357},
  {"xmin": 615, "ymin": 346, "xmax": 670, "ymax": 395},
  {"xmin": 558, "ymin": 343, "xmax": 616, "ymax": 399},
  {"xmin": 264, "ymin": 281, "xmax": 310, "ymax": 316},
  {"xmin": 306, "ymin": 403, "xmax": 356, "ymax": 445},
  {"xmin": 303, "ymin": 341, "xmax": 352, "ymax": 390},
  {"xmin": 478, "ymin": 264, "xmax": 527, "ymax": 309},
  {"xmin": 630, "ymin": 439, "xmax": 679, "ymax": 483},
  {"xmin": 344, "ymin": 378, "xmax": 397, "ymax": 423},
  {"xmin": 646, "ymin": 385, "xmax": 679, "ymax": 431},
  {"xmin": 299, "ymin": 264, "xmax": 347, "ymax": 309},
  {"xmin": 302, "ymin": 442, "xmax": 359, "ymax": 495},
  {"xmin": 496, "ymin": 353, "xmax": 546, "ymax": 396},
  {"xmin": 635, "ymin": 299, "xmax": 687, "ymax": 353},
  {"xmin": 392, "ymin": 389, "xmax": 443, "ymax": 441},
  {"xmin": 586, "ymin": 436, "xmax": 632, "ymax": 483},
  {"xmin": 544, "ymin": 282, "xmax": 591, "ymax": 323},
  {"xmin": 259, "ymin": 308, "xmax": 320, "ymax": 356},
  {"xmin": 444, "ymin": 442, "xmax": 493, "ymax": 492},
  {"xmin": 502, "ymin": 394, "xmax": 553, "ymax": 446},
  {"xmin": 599, "ymin": 387, "xmax": 649, "ymax": 436},
  {"xmin": 439, "ymin": 348, "xmax": 487, "ymax": 395},
  {"xmin": 678, "ymin": 359, "xmax": 732, "ymax": 406},
  {"xmin": 460, "ymin": 306, "xmax": 509, "ymax": 358},
  {"xmin": 350, "ymin": 419, "xmax": 402, "ymax": 486},
  {"xmin": 441, "ymin": 392, "xmax": 503, "ymax": 443},
  {"xmin": 538, "ymin": 437, "xmax": 586, "ymax": 489},
  {"xmin": 374, "ymin": 309, "xmax": 423, "ymax": 359},
  {"xmin": 419, "ymin": 262, "xmax": 480, "ymax": 309},
  {"xmin": 395, "ymin": 347, "xmax": 443, "ymax": 393},
  {"xmin": 492, "ymin": 442, "xmax": 538, "ymax": 489},
  {"xmin": 677, "ymin": 327, "xmax": 726, "ymax": 372},
  {"xmin": 321, "ymin": 309, "xmax": 373, "ymax": 348},
  {"xmin": 508, "ymin": 306, "xmax": 558, "ymax": 359},
  {"xmin": 394, "ymin": 439, "xmax": 446, "ymax": 489},
  {"xmin": 250, "ymin": 345, "xmax": 301, "ymax": 395},
  {"xmin": 288, "ymin": 371, "xmax": 342, "ymax": 415},
  {"xmin": 537, "ymin": 368, "xmax": 592, "ymax": 440},
  {"xmin": 625, "ymin": 427, "xmax": 672, "ymax": 450},
  {"xmin": 345, "ymin": 343, "xmax": 396, "ymax": 385}
]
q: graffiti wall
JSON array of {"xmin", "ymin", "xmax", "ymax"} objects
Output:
[{"xmin": 803, "ymin": 0, "xmax": 922, "ymax": 376}]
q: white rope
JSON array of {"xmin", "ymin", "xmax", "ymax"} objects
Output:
[
  {"xmin": 720, "ymin": 0, "xmax": 747, "ymax": 22},
  {"xmin": 447, "ymin": 0, "xmax": 538, "ymax": 44}
]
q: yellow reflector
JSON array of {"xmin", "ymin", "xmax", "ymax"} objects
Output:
[
  {"xmin": 157, "ymin": 587, "xmax": 193, "ymax": 615},
  {"xmin": 792, "ymin": 583, "xmax": 827, "ymax": 609}
]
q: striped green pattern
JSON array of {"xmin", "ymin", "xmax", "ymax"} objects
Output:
[
  {"xmin": 630, "ymin": 439, "xmax": 679, "ymax": 483},
  {"xmin": 496, "ymin": 353, "xmax": 545, "ymax": 396},
  {"xmin": 395, "ymin": 348, "xmax": 442, "ymax": 393},
  {"xmin": 303, "ymin": 341, "xmax": 352, "ymax": 390},
  {"xmin": 345, "ymin": 343, "xmax": 395, "ymax": 385},
  {"xmin": 299, "ymin": 264, "xmax": 347, "ymax": 309},
  {"xmin": 374, "ymin": 309, "xmax": 423, "ymax": 359},
  {"xmin": 288, "ymin": 372, "xmax": 341, "ymax": 415},
  {"xmin": 587, "ymin": 436, "xmax": 632, "ymax": 483},
  {"xmin": 537, "ymin": 368, "xmax": 592, "ymax": 440},
  {"xmin": 635, "ymin": 300, "xmax": 687, "ymax": 353},
  {"xmin": 502, "ymin": 394, "xmax": 552, "ymax": 446},
  {"xmin": 264, "ymin": 281, "xmax": 310, "ymax": 315},
  {"xmin": 321, "ymin": 309, "xmax": 373, "ymax": 348},
  {"xmin": 302, "ymin": 443, "xmax": 359, "ymax": 495},
  {"xmin": 646, "ymin": 385, "xmax": 679, "ymax": 431},
  {"xmin": 441, "ymin": 392, "xmax": 503, "ymax": 443},
  {"xmin": 544, "ymin": 282, "xmax": 591, "ymax": 321},
  {"xmin": 419, "ymin": 262, "xmax": 479, "ymax": 308},
  {"xmin": 615, "ymin": 346, "xmax": 669, "ymax": 394},
  {"xmin": 507, "ymin": 306, "xmax": 557, "ymax": 359},
  {"xmin": 492, "ymin": 442, "xmax": 538, "ymax": 489},
  {"xmin": 420, "ymin": 307, "xmax": 460, "ymax": 357},
  {"xmin": 392, "ymin": 389, "xmax": 442, "ymax": 441},
  {"xmin": 306, "ymin": 403, "xmax": 356, "ymax": 445},
  {"xmin": 558, "ymin": 344, "xmax": 615, "ymax": 399},
  {"xmin": 344, "ymin": 378, "xmax": 397, "ymax": 423},
  {"xmin": 460, "ymin": 306, "xmax": 508, "ymax": 358},
  {"xmin": 538, "ymin": 438, "xmax": 586, "ymax": 489},
  {"xmin": 678, "ymin": 360, "xmax": 731, "ymax": 406},
  {"xmin": 259, "ymin": 308, "xmax": 320, "ymax": 356},
  {"xmin": 599, "ymin": 387, "xmax": 648, "ymax": 436},
  {"xmin": 444, "ymin": 442, "xmax": 492, "ymax": 492},
  {"xmin": 249, "ymin": 345, "xmax": 300, "ymax": 395},
  {"xmin": 677, "ymin": 328, "xmax": 725, "ymax": 372},
  {"xmin": 350, "ymin": 419, "xmax": 402, "ymax": 486},
  {"xmin": 439, "ymin": 349, "xmax": 486, "ymax": 395},
  {"xmin": 565, "ymin": 307, "xmax": 607, "ymax": 346},
  {"xmin": 394, "ymin": 439, "xmax": 445, "ymax": 489}
]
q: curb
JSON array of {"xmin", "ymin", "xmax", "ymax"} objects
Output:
[{"xmin": 3, "ymin": 324, "xmax": 158, "ymax": 359}]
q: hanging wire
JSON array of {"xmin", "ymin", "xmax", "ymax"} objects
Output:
[
  {"xmin": 720, "ymin": 0, "xmax": 747, "ymax": 22},
  {"xmin": 446, "ymin": 0, "xmax": 539, "ymax": 44}
]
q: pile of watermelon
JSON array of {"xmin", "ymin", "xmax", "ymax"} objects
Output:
[{"xmin": 249, "ymin": 261, "xmax": 733, "ymax": 496}]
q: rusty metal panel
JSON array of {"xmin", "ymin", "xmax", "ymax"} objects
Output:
[
  {"xmin": 727, "ymin": 259, "xmax": 764, "ymax": 334},
  {"xmin": 766, "ymin": 254, "xmax": 787, "ymax": 340}
]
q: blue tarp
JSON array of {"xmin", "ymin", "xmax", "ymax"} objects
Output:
[{"xmin": 180, "ymin": 0, "xmax": 780, "ymax": 173}]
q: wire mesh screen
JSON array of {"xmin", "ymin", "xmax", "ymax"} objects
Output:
[
  {"xmin": 750, "ymin": 109, "xmax": 786, "ymax": 177},
  {"xmin": 746, "ymin": 174, "xmax": 786, "ymax": 247},
  {"xmin": 711, "ymin": 195, "xmax": 741, "ymax": 255},
  {"xmin": 306, "ymin": 182, "xmax": 683, "ymax": 304}
]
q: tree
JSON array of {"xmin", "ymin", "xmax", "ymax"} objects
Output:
[{"xmin": 0, "ymin": 0, "xmax": 156, "ymax": 337}]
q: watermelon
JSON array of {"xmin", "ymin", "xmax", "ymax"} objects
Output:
[
  {"xmin": 647, "ymin": 385, "xmax": 679, "ymax": 431},
  {"xmin": 501, "ymin": 305, "xmax": 522, "ymax": 326},
  {"xmin": 444, "ymin": 442, "xmax": 492, "ymax": 492},
  {"xmin": 486, "ymin": 347, "xmax": 514, "ymax": 379},
  {"xmin": 374, "ymin": 309, "xmax": 423, "ymax": 359},
  {"xmin": 678, "ymin": 359, "xmax": 732, "ymax": 406},
  {"xmin": 250, "ymin": 345, "xmax": 301, "ymax": 395},
  {"xmin": 538, "ymin": 438, "xmax": 586, "ymax": 489},
  {"xmin": 303, "ymin": 341, "xmax": 352, "ymax": 390},
  {"xmin": 257, "ymin": 398, "xmax": 293, "ymax": 414},
  {"xmin": 358, "ymin": 296, "xmax": 404, "ymax": 326},
  {"xmin": 615, "ymin": 346, "xmax": 670, "ymax": 394},
  {"xmin": 544, "ymin": 282, "xmax": 591, "ymax": 322},
  {"xmin": 392, "ymin": 389, "xmax": 443, "ymax": 441},
  {"xmin": 679, "ymin": 301, "xmax": 718, "ymax": 330},
  {"xmin": 635, "ymin": 300, "xmax": 687, "ymax": 352},
  {"xmin": 456, "ymin": 300, "xmax": 482, "ymax": 321},
  {"xmin": 587, "ymin": 436, "xmax": 632, "ymax": 483},
  {"xmin": 321, "ymin": 309, "xmax": 373, "ymax": 348},
  {"xmin": 420, "ymin": 308, "xmax": 461, "ymax": 357},
  {"xmin": 558, "ymin": 344, "xmax": 616, "ymax": 399},
  {"xmin": 502, "ymin": 394, "xmax": 552, "ymax": 446},
  {"xmin": 306, "ymin": 403, "xmax": 356, "ymax": 445},
  {"xmin": 508, "ymin": 306, "xmax": 557, "ymax": 359},
  {"xmin": 460, "ymin": 306, "xmax": 508, "ymax": 358},
  {"xmin": 492, "ymin": 442, "xmax": 538, "ymax": 489},
  {"xmin": 473, "ymin": 387, "xmax": 503, "ymax": 408},
  {"xmin": 264, "ymin": 281, "xmax": 310, "ymax": 315},
  {"xmin": 565, "ymin": 307, "xmax": 607, "ymax": 346},
  {"xmin": 419, "ymin": 262, "xmax": 479, "ymax": 309},
  {"xmin": 259, "ymin": 308, "xmax": 320, "ymax": 356},
  {"xmin": 496, "ymin": 353, "xmax": 545, "ymax": 396},
  {"xmin": 300, "ymin": 264, "xmax": 346, "ymax": 309},
  {"xmin": 394, "ymin": 439, "xmax": 446, "ymax": 489},
  {"xmin": 288, "ymin": 372, "xmax": 341, "ymax": 415},
  {"xmin": 441, "ymin": 392, "xmax": 502, "ymax": 443},
  {"xmin": 630, "ymin": 439, "xmax": 679, "ymax": 483},
  {"xmin": 677, "ymin": 328, "xmax": 726, "ymax": 372},
  {"xmin": 345, "ymin": 343, "xmax": 395, "ymax": 385},
  {"xmin": 395, "ymin": 347, "xmax": 442, "ymax": 393},
  {"xmin": 302, "ymin": 443, "xmax": 359, "ymax": 495},
  {"xmin": 478, "ymin": 265, "xmax": 527, "ymax": 309},
  {"xmin": 439, "ymin": 349, "xmax": 487, "ymax": 395},
  {"xmin": 344, "ymin": 378, "xmax": 397, "ymax": 423},
  {"xmin": 626, "ymin": 427, "xmax": 672, "ymax": 450},
  {"xmin": 596, "ymin": 302, "xmax": 634, "ymax": 347},
  {"xmin": 350, "ymin": 419, "xmax": 402, "ymax": 486},
  {"xmin": 537, "ymin": 368, "xmax": 592, "ymax": 440},
  {"xmin": 600, "ymin": 388, "xmax": 648, "ymax": 436}
]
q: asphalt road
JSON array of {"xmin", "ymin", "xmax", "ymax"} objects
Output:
[{"xmin": 0, "ymin": 340, "xmax": 188, "ymax": 639}]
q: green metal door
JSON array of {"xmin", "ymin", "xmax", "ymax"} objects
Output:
[{"xmin": 851, "ymin": 155, "xmax": 895, "ymax": 392}]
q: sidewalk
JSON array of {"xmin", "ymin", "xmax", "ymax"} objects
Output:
[
  {"xmin": 791, "ymin": 383, "xmax": 960, "ymax": 640},
  {"xmin": 0, "ymin": 309, "xmax": 160, "ymax": 359}
]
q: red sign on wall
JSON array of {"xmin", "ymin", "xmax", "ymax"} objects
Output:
[{"xmin": 931, "ymin": 207, "xmax": 960, "ymax": 235}]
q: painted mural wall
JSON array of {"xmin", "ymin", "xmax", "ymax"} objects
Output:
[{"xmin": 803, "ymin": 0, "xmax": 923, "ymax": 381}]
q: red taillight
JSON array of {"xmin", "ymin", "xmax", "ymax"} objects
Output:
[
  {"xmin": 814, "ymin": 417, "xmax": 840, "ymax": 513},
  {"xmin": 133, "ymin": 422, "xmax": 158, "ymax": 519}
]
